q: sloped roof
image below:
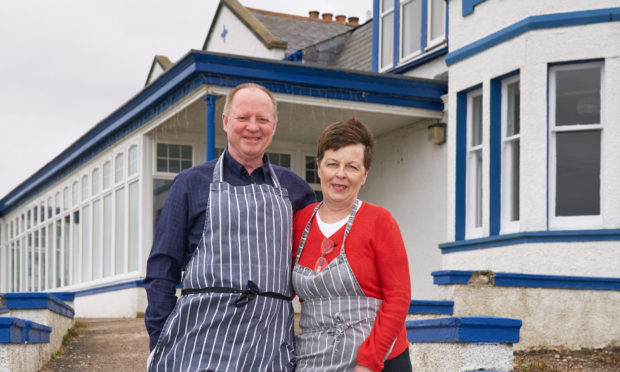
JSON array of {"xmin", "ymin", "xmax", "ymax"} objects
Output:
[
  {"xmin": 145, "ymin": 55, "xmax": 173, "ymax": 86},
  {"xmin": 247, "ymin": 8, "xmax": 355, "ymax": 55}
]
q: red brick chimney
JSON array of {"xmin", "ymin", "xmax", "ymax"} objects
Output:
[
  {"xmin": 347, "ymin": 16, "xmax": 359, "ymax": 25},
  {"xmin": 335, "ymin": 15, "xmax": 346, "ymax": 24},
  {"xmin": 308, "ymin": 10, "xmax": 319, "ymax": 19},
  {"xmin": 321, "ymin": 12, "xmax": 333, "ymax": 21}
]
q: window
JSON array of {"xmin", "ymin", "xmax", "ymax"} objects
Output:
[
  {"xmin": 156, "ymin": 143, "xmax": 192, "ymax": 173},
  {"xmin": 128, "ymin": 145, "xmax": 138, "ymax": 176},
  {"xmin": 378, "ymin": 0, "xmax": 446, "ymax": 71},
  {"xmin": 379, "ymin": 0, "xmax": 395, "ymax": 70},
  {"xmin": 63, "ymin": 187, "xmax": 69, "ymax": 211},
  {"xmin": 72, "ymin": 182, "xmax": 79, "ymax": 207},
  {"xmin": 266, "ymin": 152, "xmax": 291, "ymax": 169},
  {"xmin": 467, "ymin": 89, "xmax": 483, "ymax": 237},
  {"xmin": 304, "ymin": 155, "xmax": 323, "ymax": 202},
  {"xmin": 81, "ymin": 205, "xmax": 90, "ymax": 282},
  {"xmin": 115, "ymin": 153, "xmax": 125, "ymax": 183},
  {"xmin": 549, "ymin": 62, "xmax": 603, "ymax": 227},
  {"xmin": 115, "ymin": 187, "xmax": 126, "ymax": 274},
  {"xmin": 72, "ymin": 211, "xmax": 80, "ymax": 285},
  {"xmin": 92, "ymin": 200, "xmax": 102, "ymax": 280},
  {"xmin": 103, "ymin": 194, "xmax": 113, "ymax": 277},
  {"xmin": 81, "ymin": 175, "xmax": 89, "ymax": 202},
  {"xmin": 92, "ymin": 168, "xmax": 100, "ymax": 195},
  {"xmin": 401, "ymin": 0, "xmax": 422, "ymax": 59},
  {"xmin": 501, "ymin": 76, "xmax": 520, "ymax": 232},
  {"xmin": 153, "ymin": 179, "xmax": 174, "ymax": 231},
  {"xmin": 103, "ymin": 161, "xmax": 112, "ymax": 189},
  {"xmin": 128, "ymin": 181, "xmax": 139, "ymax": 272}
]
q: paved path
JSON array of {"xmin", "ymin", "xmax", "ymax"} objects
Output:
[{"xmin": 40, "ymin": 318, "xmax": 150, "ymax": 372}]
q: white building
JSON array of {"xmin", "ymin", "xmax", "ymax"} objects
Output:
[{"xmin": 1, "ymin": 0, "xmax": 618, "ymax": 349}]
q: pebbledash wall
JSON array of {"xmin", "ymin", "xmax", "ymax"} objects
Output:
[{"xmin": 443, "ymin": 0, "xmax": 620, "ymax": 279}]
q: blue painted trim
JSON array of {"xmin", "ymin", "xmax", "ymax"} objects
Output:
[
  {"xmin": 406, "ymin": 316, "xmax": 521, "ymax": 343},
  {"xmin": 445, "ymin": 0, "xmax": 450, "ymax": 41},
  {"xmin": 0, "ymin": 317, "xmax": 51, "ymax": 344},
  {"xmin": 409, "ymin": 300, "xmax": 454, "ymax": 315},
  {"xmin": 432, "ymin": 270, "xmax": 620, "ymax": 290},
  {"xmin": 489, "ymin": 79, "xmax": 501, "ymax": 236},
  {"xmin": 393, "ymin": 0, "xmax": 400, "ymax": 69},
  {"xmin": 440, "ymin": 228, "xmax": 620, "ymax": 253},
  {"xmin": 372, "ymin": 0, "xmax": 380, "ymax": 72},
  {"xmin": 74, "ymin": 279, "xmax": 143, "ymax": 297},
  {"xmin": 50, "ymin": 291, "xmax": 75, "ymax": 302},
  {"xmin": 0, "ymin": 50, "xmax": 447, "ymax": 216},
  {"xmin": 455, "ymin": 91, "xmax": 468, "ymax": 240},
  {"xmin": 546, "ymin": 64, "xmax": 551, "ymax": 228},
  {"xmin": 4, "ymin": 292, "xmax": 74, "ymax": 319},
  {"xmin": 447, "ymin": 7, "xmax": 620, "ymax": 65},
  {"xmin": 283, "ymin": 50, "xmax": 303, "ymax": 62},
  {"xmin": 388, "ymin": 46, "xmax": 448, "ymax": 74},
  {"xmin": 204, "ymin": 95, "xmax": 218, "ymax": 162},
  {"xmin": 421, "ymin": 0, "xmax": 428, "ymax": 52},
  {"xmin": 462, "ymin": 0, "xmax": 488, "ymax": 17}
]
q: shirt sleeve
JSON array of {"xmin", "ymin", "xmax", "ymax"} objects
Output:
[
  {"xmin": 143, "ymin": 172, "xmax": 191, "ymax": 351},
  {"xmin": 356, "ymin": 211, "xmax": 411, "ymax": 371}
]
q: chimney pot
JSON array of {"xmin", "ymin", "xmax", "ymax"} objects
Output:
[
  {"xmin": 335, "ymin": 15, "xmax": 346, "ymax": 24},
  {"xmin": 347, "ymin": 16, "xmax": 359, "ymax": 25},
  {"xmin": 309, "ymin": 10, "xmax": 319, "ymax": 19},
  {"xmin": 321, "ymin": 12, "xmax": 333, "ymax": 21}
]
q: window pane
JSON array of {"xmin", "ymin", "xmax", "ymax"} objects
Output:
[
  {"xmin": 169, "ymin": 158, "xmax": 180, "ymax": 173},
  {"xmin": 402, "ymin": 0, "xmax": 422, "ymax": 57},
  {"xmin": 474, "ymin": 150, "xmax": 483, "ymax": 227},
  {"xmin": 381, "ymin": 13, "xmax": 394, "ymax": 68},
  {"xmin": 81, "ymin": 205, "xmax": 90, "ymax": 282},
  {"xmin": 556, "ymin": 130, "xmax": 601, "ymax": 216},
  {"xmin": 509, "ymin": 140, "xmax": 520, "ymax": 221},
  {"xmin": 115, "ymin": 153, "xmax": 125, "ymax": 183},
  {"xmin": 156, "ymin": 143, "xmax": 167, "ymax": 158},
  {"xmin": 128, "ymin": 181, "xmax": 139, "ymax": 272},
  {"xmin": 157, "ymin": 158, "xmax": 167, "ymax": 172},
  {"xmin": 103, "ymin": 162, "xmax": 111, "ymax": 189},
  {"xmin": 103, "ymin": 194, "xmax": 113, "ymax": 277},
  {"xmin": 181, "ymin": 160, "xmax": 192, "ymax": 171},
  {"xmin": 72, "ymin": 182, "xmax": 79, "ymax": 207},
  {"xmin": 33, "ymin": 207, "xmax": 38, "ymax": 226},
  {"xmin": 72, "ymin": 211, "xmax": 80, "ymax": 284},
  {"xmin": 305, "ymin": 156, "xmax": 318, "ymax": 184},
  {"xmin": 181, "ymin": 145, "xmax": 192, "ymax": 159},
  {"xmin": 47, "ymin": 223, "xmax": 53, "ymax": 289},
  {"xmin": 92, "ymin": 168, "xmax": 100, "ymax": 195},
  {"xmin": 63, "ymin": 215, "xmax": 70, "ymax": 286},
  {"xmin": 56, "ymin": 220, "xmax": 62, "ymax": 288},
  {"xmin": 41, "ymin": 228, "xmax": 46, "ymax": 291},
  {"xmin": 153, "ymin": 179, "xmax": 174, "ymax": 230},
  {"xmin": 381, "ymin": 0, "xmax": 393, "ymax": 11},
  {"xmin": 169, "ymin": 144, "xmax": 180, "ymax": 158},
  {"xmin": 471, "ymin": 95, "xmax": 483, "ymax": 146},
  {"xmin": 81, "ymin": 175, "xmax": 89, "ymax": 201},
  {"xmin": 430, "ymin": 0, "xmax": 445, "ymax": 41},
  {"xmin": 507, "ymin": 81, "xmax": 520, "ymax": 136},
  {"xmin": 92, "ymin": 200, "xmax": 101, "ymax": 280},
  {"xmin": 40, "ymin": 202, "xmax": 45, "ymax": 222},
  {"xmin": 63, "ymin": 188, "xmax": 69, "ymax": 211},
  {"xmin": 115, "ymin": 187, "xmax": 126, "ymax": 274},
  {"xmin": 128, "ymin": 146, "xmax": 138, "ymax": 176},
  {"xmin": 27, "ymin": 233, "xmax": 32, "ymax": 291},
  {"xmin": 556, "ymin": 67, "xmax": 600, "ymax": 125}
]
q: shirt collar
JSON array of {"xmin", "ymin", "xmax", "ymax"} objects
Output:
[{"xmin": 223, "ymin": 148, "xmax": 271, "ymax": 178}]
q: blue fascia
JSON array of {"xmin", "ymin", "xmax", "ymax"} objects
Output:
[
  {"xmin": 0, "ymin": 50, "xmax": 447, "ymax": 217},
  {"xmin": 440, "ymin": 228, "xmax": 620, "ymax": 253},
  {"xmin": 447, "ymin": 7, "xmax": 620, "ymax": 65},
  {"xmin": 406, "ymin": 315, "xmax": 522, "ymax": 343},
  {"xmin": 462, "ymin": 0, "xmax": 488, "ymax": 17},
  {"xmin": 74, "ymin": 279, "xmax": 143, "ymax": 297},
  {"xmin": 4, "ymin": 292, "xmax": 75, "ymax": 319},
  {"xmin": 388, "ymin": 46, "xmax": 448, "ymax": 75},
  {"xmin": 50, "ymin": 291, "xmax": 76, "ymax": 302},
  {"xmin": 432, "ymin": 270, "xmax": 620, "ymax": 290},
  {"xmin": 409, "ymin": 300, "xmax": 454, "ymax": 315},
  {"xmin": 0, "ymin": 317, "xmax": 51, "ymax": 344}
]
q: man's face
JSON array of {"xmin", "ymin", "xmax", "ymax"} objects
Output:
[{"xmin": 222, "ymin": 87, "xmax": 277, "ymax": 169}]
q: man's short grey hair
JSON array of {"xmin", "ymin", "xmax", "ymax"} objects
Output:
[{"xmin": 223, "ymin": 83, "xmax": 278, "ymax": 121}]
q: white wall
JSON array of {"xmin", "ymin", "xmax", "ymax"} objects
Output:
[
  {"xmin": 360, "ymin": 119, "xmax": 447, "ymax": 299},
  {"xmin": 205, "ymin": 6, "xmax": 285, "ymax": 60}
]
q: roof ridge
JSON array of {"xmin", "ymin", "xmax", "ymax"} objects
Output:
[{"xmin": 246, "ymin": 7, "xmax": 358, "ymax": 26}]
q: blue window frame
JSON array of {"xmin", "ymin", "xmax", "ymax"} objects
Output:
[{"xmin": 374, "ymin": 0, "xmax": 447, "ymax": 72}]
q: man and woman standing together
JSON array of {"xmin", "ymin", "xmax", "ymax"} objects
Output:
[{"xmin": 144, "ymin": 83, "xmax": 412, "ymax": 371}]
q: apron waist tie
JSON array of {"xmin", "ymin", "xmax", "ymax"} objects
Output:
[{"xmin": 181, "ymin": 280, "xmax": 292, "ymax": 307}]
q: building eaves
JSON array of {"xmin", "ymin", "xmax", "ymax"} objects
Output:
[
  {"xmin": 0, "ymin": 50, "xmax": 447, "ymax": 216},
  {"xmin": 203, "ymin": 0, "xmax": 286, "ymax": 51}
]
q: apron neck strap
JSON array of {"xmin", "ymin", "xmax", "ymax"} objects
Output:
[
  {"xmin": 294, "ymin": 199, "xmax": 361, "ymax": 265},
  {"xmin": 213, "ymin": 149, "xmax": 281, "ymax": 188}
]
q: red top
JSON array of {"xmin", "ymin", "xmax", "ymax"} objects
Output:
[{"xmin": 293, "ymin": 202, "xmax": 411, "ymax": 372}]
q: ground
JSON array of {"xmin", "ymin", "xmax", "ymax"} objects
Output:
[{"xmin": 38, "ymin": 318, "xmax": 620, "ymax": 371}]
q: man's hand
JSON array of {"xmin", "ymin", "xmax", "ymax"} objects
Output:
[{"xmin": 354, "ymin": 365, "xmax": 373, "ymax": 372}]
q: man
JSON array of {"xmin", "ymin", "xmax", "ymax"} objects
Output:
[{"xmin": 144, "ymin": 83, "xmax": 316, "ymax": 371}]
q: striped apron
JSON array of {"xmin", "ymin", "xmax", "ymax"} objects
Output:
[
  {"xmin": 292, "ymin": 200, "xmax": 384, "ymax": 372},
  {"xmin": 148, "ymin": 153, "xmax": 295, "ymax": 372}
]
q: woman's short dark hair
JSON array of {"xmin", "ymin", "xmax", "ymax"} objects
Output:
[{"xmin": 317, "ymin": 117, "xmax": 375, "ymax": 170}]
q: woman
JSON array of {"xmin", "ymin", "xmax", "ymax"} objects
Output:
[{"xmin": 292, "ymin": 118, "xmax": 412, "ymax": 372}]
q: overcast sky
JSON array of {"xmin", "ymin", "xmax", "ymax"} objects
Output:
[{"xmin": 0, "ymin": 0, "xmax": 372, "ymax": 198}]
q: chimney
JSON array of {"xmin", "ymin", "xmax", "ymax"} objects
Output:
[
  {"xmin": 321, "ymin": 12, "xmax": 333, "ymax": 22},
  {"xmin": 335, "ymin": 15, "xmax": 346, "ymax": 24},
  {"xmin": 347, "ymin": 16, "xmax": 359, "ymax": 26},
  {"xmin": 308, "ymin": 10, "xmax": 319, "ymax": 19}
]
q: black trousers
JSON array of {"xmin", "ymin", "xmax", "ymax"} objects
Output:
[{"xmin": 382, "ymin": 347, "xmax": 412, "ymax": 372}]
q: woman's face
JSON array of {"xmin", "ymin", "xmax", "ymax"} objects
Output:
[{"xmin": 318, "ymin": 144, "xmax": 368, "ymax": 209}]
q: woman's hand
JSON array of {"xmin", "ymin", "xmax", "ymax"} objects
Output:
[{"xmin": 354, "ymin": 365, "xmax": 374, "ymax": 372}]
